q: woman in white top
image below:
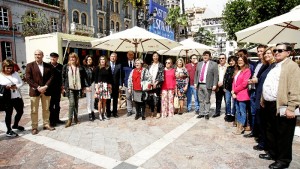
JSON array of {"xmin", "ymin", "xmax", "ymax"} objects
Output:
[
  {"xmin": 0, "ymin": 59, "xmax": 24, "ymax": 137},
  {"xmin": 147, "ymin": 52, "xmax": 164, "ymax": 118}
]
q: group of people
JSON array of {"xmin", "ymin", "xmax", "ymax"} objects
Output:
[{"xmin": 0, "ymin": 42, "xmax": 299, "ymax": 169}]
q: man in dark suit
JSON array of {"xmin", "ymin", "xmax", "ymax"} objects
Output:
[
  {"xmin": 49, "ymin": 52, "xmax": 64, "ymax": 126},
  {"xmin": 194, "ymin": 51, "xmax": 218, "ymax": 120},
  {"xmin": 122, "ymin": 51, "xmax": 135, "ymax": 116},
  {"xmin": 106, "ymin": 52, "xmax": 122, "ymax": 118},
  {"xmin": 26, "ymin": 49, "xmax": 55, "ymax": 135}
]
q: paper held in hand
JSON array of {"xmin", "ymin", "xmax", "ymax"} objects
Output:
[{"xmin": 279, "ymin": 106, "xmax": 300, "ymax": 117}]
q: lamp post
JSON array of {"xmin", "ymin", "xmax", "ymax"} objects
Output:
[
  {"xmin": 11, "ymin": 22, "xmax": 23, "ymax": 63},
  {"xmin": 218, "ymin": 38, "xmax": 225, "ymax": 55},
  {"xmin": 136, "ymin": 3, "xmax": 157, "ymax": 30}
]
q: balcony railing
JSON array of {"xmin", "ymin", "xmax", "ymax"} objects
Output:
[
  {"xmin": 96, "ymin": 4, "xmax": 106, "ymax": 15},
  {"xmin": 70, "ymin": 22, "xmax": 94, "ymax": 36},
  {"xmin": 124, "ymin": 14, "xmax": 132, "ymax": 22}
]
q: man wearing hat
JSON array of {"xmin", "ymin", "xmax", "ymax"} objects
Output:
[{"xmin": 49, "ymin": 52, "xmax": 64, "ymax": 126}]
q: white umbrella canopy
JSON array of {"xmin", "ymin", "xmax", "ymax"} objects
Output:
[
  {"xmin": 158, "ymin": 38, "xmax": 215, "ymax": 57},
  {"xmin": 91, "ymin": 26, "xmax": 180, "ymax": 56},
  {"xmin": 236, "ymin": 5, "xmax": 300, "ymax": 46}
]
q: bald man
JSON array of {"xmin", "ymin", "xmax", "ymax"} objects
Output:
[{"xmin": 26, "ymin": 49, "xmax": 55, "ymax": 135}]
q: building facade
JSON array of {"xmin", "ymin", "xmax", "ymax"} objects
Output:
[
  {"xmin": 0, "ymin": 0, "xmax": 61, "ymax": 64},
  {"xmin": 65, "ymin": 0, "xmax": 134, "ymax": 38}
]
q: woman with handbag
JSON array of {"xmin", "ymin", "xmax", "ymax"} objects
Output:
[
  {"xmin": 94, "ymin": 56, "xmax": 113, "ymax": 121},
  {"xmin": 0, "ymin": 59, "xmax": 24, "ymax": 137},
  {"xmin": 128, "ymin": 59, "xmax": 152, "ymax": 120},
  {"xmin": 175, "ymin": 58, "xmax": 189, "ymax": 115},
  {"xmin": 161, "ymin": 58, "xmax": 176, "ymax": 118},
  {"xmin": 147, "ymin": 52, "xmax": 164, "ymax": 118},
  {"xmin": 62, "ymin": 53, "xmax": 88, "ymax": 128}
]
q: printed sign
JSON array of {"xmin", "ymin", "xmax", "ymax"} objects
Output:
[{"xmin": 149, "ymin": 0, "xmax": 175, "ymax": 40}]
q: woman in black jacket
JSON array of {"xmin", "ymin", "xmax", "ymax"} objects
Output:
[
  {"xmin": 83, "ymin": 55, "xmax": 96, "ymax": 121},
  {"xmin": 223, "ymin": 56, "xmax": 238, "ymax": 122},
  {"xmin": 62, "ymin": 53, "xmax": 88, "ymax": 127}
]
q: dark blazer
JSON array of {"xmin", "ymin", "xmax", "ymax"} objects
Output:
[
  {"xmin": 49, "ymin": 63, "xmax": 63, "ymax": 93},
  {"xmin": 62, "ymin": 65, "xmax": 88, "ymax": 97},
  {"xmin": 26, "ymin": 61, "xmax": 54, "ymax": 97},
  {"xmin": 194, "ymin": 60, "xmax": 218, "ymax": 89},
  {"xmin": 109, "ymin": 62, "xmax": 122, "ymax": 87},
  {"xmin": 121, "ymin": 60, "xmax": 135, "ymax": 87},
  {"xmin": 84, "ymin": 66, "xmax": 96, "ymax": 87},
  {"xmin": 223, "ymin": 66, "xmax": 235, "ymax": 91}
]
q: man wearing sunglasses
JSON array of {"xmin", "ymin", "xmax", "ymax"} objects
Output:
[
  {"xmin": 194, "ymin": 51, "xmax": 218, "ymax": 120},
  {"xmin": 212, "ymin": 54, "xmax": 228, "ymax": 118},
  {"xmin": 260, "ymin": 43, "xmax": 300, "ymax": 169}
]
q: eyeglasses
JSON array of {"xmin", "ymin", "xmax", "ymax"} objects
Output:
[
  {"xmin": 273, "ymin": 49, "xmax": 287, "ymax": 53},
  {"xmin": 219, "ymin": 58, "xmax": 225, "ymax": 60},
  {"xmin": 165, "ymin": 62, "xmax": 171, "ymax": 64}
]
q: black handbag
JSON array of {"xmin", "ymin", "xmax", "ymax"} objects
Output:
[{"xmin": 0, "ymin": 85, "xmax": 10, "ymax": 111}]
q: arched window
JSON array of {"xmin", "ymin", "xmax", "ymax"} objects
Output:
[
  {"xmin": 73, "ymin": 11, "xmax": 79, "ymax": 23},
  {"xmin": 81, "ymin": 13, "xmax": 87, "ymax": 25},
  {"xmin": 111, "ymin": 20, "xmax": 114, "ymax": 30},
  {"xmin": 116, "ymin": 22, "xmax": 119, "ymax": 32}
]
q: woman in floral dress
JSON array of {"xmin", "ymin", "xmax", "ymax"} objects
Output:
[
  {"xmin": 175, "ymin": 58, "xmax": 189, "ymax": 115},
  {"xmin": 94, "ymin": 56, "xmax": 112, "ymax": 121}
]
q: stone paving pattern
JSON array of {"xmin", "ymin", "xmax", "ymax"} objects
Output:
[{"xmin": 0, "ymin": 84, "xmax": 299, "ymax": 169}]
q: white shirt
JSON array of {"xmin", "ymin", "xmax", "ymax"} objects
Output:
[
  {"xmin": 128, "ymin": 60, "xmax": 134, "ymax": 68},
  {"xmin": 149, "ymin": 63, "xmax": 159, "ymax": 83},
  {"xmin": 199, "ymin": 60, "xmax": 210, "ymax": 83},
  {"xmin": 263, "ymin": 59, "xmax": 287, "ymax": 101},
  {"xmin": 0, "ymin": 72, "xmax": 23, "ymax": 98},
  {"xmin": 234, "ymin": 70, "xmax": 241, "ymax": 84},
  {"xmin": 37, "ymin": 62, "xmax": 44, "ymax": 77},
  {"xmin": 218, "ymin": 64, "xmax": 227, "ymax": 83}
]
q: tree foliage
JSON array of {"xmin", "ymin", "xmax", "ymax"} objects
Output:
[
  {"xmin": 123, "ymin": 0, "xmax": 146, "ymax": 8},
  {"xmin": 165, "ymin": 7, "xmax": 188, "ymax": 42},
  {"xmin": 194, "ymin": 27, "xmax": 216, "ymax": 46},
  {"xmin": 20, "ymin": 10, "xmax": 52, "ymax": 37},
  {"xmin": 222, "ymin": 0, "xmax": 300, "ymax": 40}
]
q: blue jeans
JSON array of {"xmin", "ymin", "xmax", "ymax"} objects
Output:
[
  {"xmin": 186, "ymin": 85, "xmax": 199, "ymax": 112},
  {"xmin": 225, "ymin": 90, "xmax": 236, "ymax": 116},
  {"xmin": 235, "ymin": 100, "xmax": 247, "ymax": 126},
  {"xmin": 250, "ymin": 89, "xmax": 257, "ymax": 129}
]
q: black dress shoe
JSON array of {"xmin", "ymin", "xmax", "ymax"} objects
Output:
[
  {"xmin": 197, "ymin": 115, "xmax": 204, "ymax": 118},
  {"xmin": 269, "ymin": 162, "xmax": 289, "ymax": 169},
  {"xmin": 142, "ymin": 117, "xmax": 146, "ymax": 120},
  {"xmin": 259, "ymin": 154, "xmax": 273, "ymax": 160},
  {"xmin": 127, "ymin": 112, "xmax": 132, "ymax": 117},
  {"xmin": 244, "ymin": 132, "xmax": 255, "ymax": 138},
  {"xmin": 135, "ymin": 116, "xmax": 140, "ymax": 120},
  {"xmin": 56, "ymin": 120, "xmax": 65, "ymax": 124},
  {"xmin": 205, "ymin": 115, "xmax": 209, "ymax": 120},
  {"xmin": 212, "ymin": 113, "xmax": 220, "ymax": 118},
  {"xmin": 113, "ymin": 114, "xmax": 119, "ymax": 118},
  {"xmin": 253, "ymin": 145, "xmax": 264, "ymax": 151}
]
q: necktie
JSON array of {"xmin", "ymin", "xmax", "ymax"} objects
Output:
[
  {"xmin": 199, "ymin": 62, "xmax": 207, "ymax": 82},
  {"xmin": 112, "ymin": 63, "xmax": 115, "ymax": 73},
  {"xmin": 129, "ymin": 61, "xmax": 132, "ymax": 68}
]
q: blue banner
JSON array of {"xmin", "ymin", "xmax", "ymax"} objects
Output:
[{"xmin": 149, "ymin": 0, "xmax": 174, "ymax": 40}]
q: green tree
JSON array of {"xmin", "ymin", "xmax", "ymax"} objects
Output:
[
  {"xmin": 165, "ymin": 7, "xmax": 188, "ymax": 42},
  {"xmin": 194, "ymin": 27, "xmax": 216, "ymax": 46},
  {"xmin": 123, "ymin": 0, "xmax": 145, "ymax": 8},
  {"xmin": 222, "ymin": 0, "xmax": 252, "ymax": 40},
  {"xmin": 20, "ymin": 10, "xmax": 51, "ymax": 37},
  {"xmin": 222, "ymin": 0, "xmax": 300, "ymax": 40}
]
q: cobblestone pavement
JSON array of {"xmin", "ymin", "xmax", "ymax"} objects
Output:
[{"xmin": 0, "ymin": 84, "xmax": 299, "ymax": 169}]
